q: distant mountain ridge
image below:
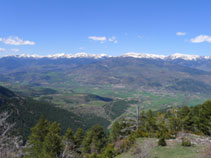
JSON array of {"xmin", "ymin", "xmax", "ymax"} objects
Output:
[
  {"xmin": 1, "ymin": 52, "xmax": 211, "ymax": 60},
  {"xmin": 0, "ymin": 53, "xmax": 211, "ymax": 95}
]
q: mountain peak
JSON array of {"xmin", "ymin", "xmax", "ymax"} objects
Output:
[
  {"xmin": 167, "ymin": 53, "xmax": 201, "ymax": 60},
  {"xmin": 121, "ymin": 52, "xmax": 166, "ymax": 59},
  {"xmin": 7, "ymin": 54, "xmax": 43, "ymax": 58}
]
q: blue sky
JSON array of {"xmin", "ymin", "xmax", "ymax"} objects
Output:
[{"xmin": 0, "ymin": 0, "xmax": 211, "ymax": 56}]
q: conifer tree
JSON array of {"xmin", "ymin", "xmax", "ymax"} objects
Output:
[
  {"xmin": 199, "ymin": 100, "xmax": 211, "ymax": 135},
  {"xmin": 139, "ymin": 111, "xmax": 147, "ymax": 131},
  {"xmin": 42, "ymin": 131, "xmax": 63, "ymax": 158},
  {"xmin": 24, "ymin": 118, "xmax": 63, "ymax": 158},
  {"xmin": 41, "ymin": 122, "xmax": 63, "ymax": 158},
  {"xmin": 64, "ymin": 128, "xmax": 74, "ymax": 145},
  {"xmin": 169, "ymin": 108, "xmax": 181, "ymax": 136},
  {"xmin": 74, "ymin": 128, "xmax": 84, "ymax": 149},
  {"xmin": 110, "ymin": 121, "xmax": 121, "ymax": 142},
  {"xmin": 62, "ymin": 128, "xmax": 75, "ymax": 157},
  {"xmin": 82, "ymin": 125, "xmax": 106, "ymax": 154},
  {"xmin": 146, "ymin": 110, "xmax": 157, "ymax": 133},
  {"xmin": 24, "ymin": 116, "xmax": 50, "ymax": 158}
]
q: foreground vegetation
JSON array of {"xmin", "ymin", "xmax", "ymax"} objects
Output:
[{"xmin": 23, "ymin": 100, "xmax": 211, "ymax": 158}]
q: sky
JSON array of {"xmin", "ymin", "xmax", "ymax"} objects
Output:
[{"xmin": 0, "ymin": 0, "xmax": 211, "ymax": 56}]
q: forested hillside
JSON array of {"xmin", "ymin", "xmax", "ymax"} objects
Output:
[
  {"xmin": 22, "ymin": 100, "xmax": 211, "ymax": 158},
  {"xmin": 0, "ymin": 86, "xmax": 112, "ymax": 157}
]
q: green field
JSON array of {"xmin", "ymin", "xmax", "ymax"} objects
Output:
[{"xmin": 0, "ymin": 82, "xmax": 209, "ymax": 128}]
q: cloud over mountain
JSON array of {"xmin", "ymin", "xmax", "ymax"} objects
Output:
[
  {"xmin": 0, "ymin": 48, "xmax": 7, "ymax": 52},
  {"xmin": 176, "ymin": 32, "xmax": 186, "ymax": 36},
  {"xmin": 0, "ymin": 36, "xmax": 35, "ymax": 45},
  {"xmin": 88, "ymin": 36, "xmax": 106, "ymax": 43},
  {"xmin": 191, "ymin": 35, "xmax": 211, "ymax": 43},
  {"xmin": 88, "ymin": 36, "xmax": 118, "ymax": 43}
]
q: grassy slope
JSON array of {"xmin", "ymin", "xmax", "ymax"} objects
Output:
[
  {"xmin": 153, "ymin": 145, "xmax": 199, "ymax": 158},
  {"xmin": 116, "ymin": 138, "xmax": 201, "ymax": 158},
  {"xmin": 117, "ymin": 145, "xmax": 200, "ymax": 158}
]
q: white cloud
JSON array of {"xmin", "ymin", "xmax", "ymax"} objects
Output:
[
  {"xmin": 0, "ymin": 48, "xmax": 20, "ymax": 53},
  {"xmin": 11, "ymin": 48, "xmax": 20, "ymax": 53},
  {"xmin": 190, "ymin": 35, "xmax": 211, "ymax": 43},
  {"xmin": 176, "ymin": 32, "xmax": 187, "ymax": 36},
  {"xmin": 137, "ymin": 35, "xmax": 144, "ymax": 39},
  {"xmin": 88, "ymin": 36, "xmax": 118, "ymax": 44},
  {"xmin": 0, "ymin": 36, "xmax": 35, "ymax": 45},
  {"xmin": 108, "ymin": 36, "xmax": 118, "ymax": 43},
  {"xmin": 0, "ymin": 48, "xmax": 7, "ymax": 52},
  {"xmin": 88, "ymin": 36, "xmax": 106, "ymax": 43}
]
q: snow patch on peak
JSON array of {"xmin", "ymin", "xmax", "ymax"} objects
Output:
[
  {"xmin": 47, "ymin": 53, "xmax": 67, "ymax": 58},
  {"xmin": 167, "ymin": 53, "xmax": 200, "ymax": 60},
  {"xmin": 2, "ymin": 53, "xmax": 111, "ymax": 59},
  {"xmin": 47, "ymin": 52, "xmax": 110, "ymax": 59},
  {"xmin": 121, "ymin": 52, "xmax": 208, "ymax": 61},
  {"xmin": 204, "ymin": 56, "xmax": 211, "ymax": 60},
  {"xmin": 73, "ymin": 52, "xmax": 110, "ymax": 58},
  {"xmin": 122, "ymin": 52, "xmax": 166, "ymax": 59},
  {"xmin": 5, "ymin": 54, "xmax": 43, "ymax": 58}
]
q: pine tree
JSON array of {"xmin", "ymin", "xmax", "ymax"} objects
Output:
[
  {"xmin": 82, "ymin": 125, "xmax": 106, "ymax": 154},
  {"xmin": 82, "ymin": 130, "xmax": 93, "ymax": 154},
  {"xmin": 146, "ymin": 110, "xmax": 157, "ymax": 133},
  {"xmin": 74, "ymin": 128, "xmax": 84, "ymax": 149},
  {"xmin": 62, "ymin": 127, "xmax": 75, "ymax": 157},
  {"xmin": 178, "ymin": 106, "xmax": 190, "ymax": 119},
  {"xmin": 138, "ymin": 111, "xmax": 147, "ymax": 132},
  {"xmin": 42, "ymin": 122, "xmax": 63, "ymax": 158},
  {"xmin": 64, "ymin": 128, "xmax": 74, "ymax": 145},
  {"xmin": 42, "ymin": 132, "xmax": 63, "ymax": 158},
  {"xmin": 199, "ymin": 100, "xmax": 211, "ymax": 135},
  {"xmin": 24, "ymin": 118, "xmax": 63, "ymax": 158},
  {"xmin": 24, "ymin": 116, "xmax": 50, "ymax": 158},
  {"xmin": 110, "ymin": 121, "xmax": 121, "ymax": 142},
  {"xmin": 169, "ymin": 108, "xmax": 181, "ymax": 137}
]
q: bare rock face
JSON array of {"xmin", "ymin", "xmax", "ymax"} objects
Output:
[{"xmin": 176, "ymin": 132, "xmax": 211, "ymax": 145}]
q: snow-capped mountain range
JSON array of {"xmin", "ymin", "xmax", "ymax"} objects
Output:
[
  {"xmin": 1, "ymin": 51, "xmax": 211, "ymax": 94},
  {"xmin": 1, "ymin": 52, "xmax": 211, "ymax": 61}
]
